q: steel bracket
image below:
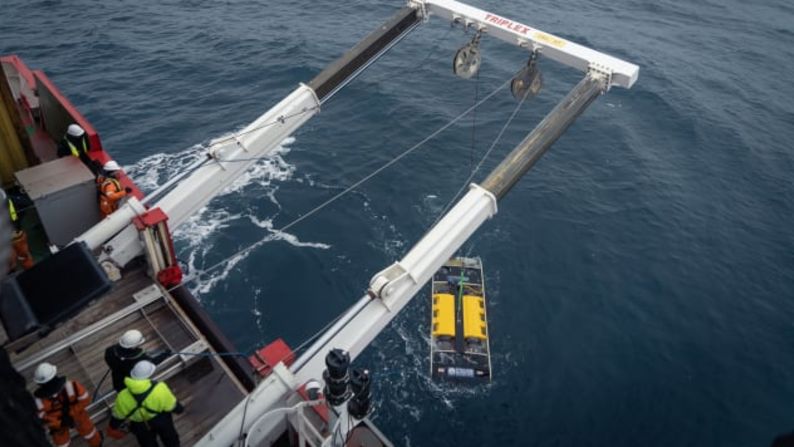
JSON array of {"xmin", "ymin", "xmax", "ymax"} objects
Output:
[{"xmin": 588, "ymin": 61, "xmax": 613, "ymax": 93}]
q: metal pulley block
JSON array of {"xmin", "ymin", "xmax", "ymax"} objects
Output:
[
  {"xmin": 511, "ymin": 52, "xmax": 543, "ymax": 100},
  {"xmin": 453, "ymin": 31, "xmax": 483, "ymax": 79}
]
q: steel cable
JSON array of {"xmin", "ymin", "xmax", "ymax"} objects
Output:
[
  {"xmin": 181, "ymin": 76, "xmax": 511, "ymax": 287},
  {"xmin": 429, "ymin": 82, "xmax": 533, "ymax": 228}
]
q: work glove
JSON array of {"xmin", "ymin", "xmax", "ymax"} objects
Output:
[
  {"xmin": 106, "ymin": 425, "xmax": 127, "ymax": 440},
  {"xmin": 173, "ymin": 402, "xmax": 185, "ymax": 415}
]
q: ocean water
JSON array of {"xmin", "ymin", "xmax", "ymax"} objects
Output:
[{"xmin": 3, "ymin": 0, "xmax": 794, "ymax": 445}]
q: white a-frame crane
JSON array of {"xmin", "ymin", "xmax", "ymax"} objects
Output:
[{"xmin": 72, "ymin": 1, "xmax": 637, "ymax": 445}]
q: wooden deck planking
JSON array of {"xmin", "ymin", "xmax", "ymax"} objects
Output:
[
  {"xmin": 140, "ymin": 301, "xmax": 196, "ymax": 351},
  {"xmin": 11, "ymin": 264, "xmax": 249, "ymax": 447},
  {"xmin": 70, "ymin": 301, "xmax": 184, "ymax": 368},
  {"xmin": 19, "ymin": 303, "xmax": 174, "ymax": 391}
]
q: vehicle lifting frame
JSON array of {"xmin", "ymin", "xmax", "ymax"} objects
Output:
[{"xmin": 69, "ymin": 0, "xmax": 638, "ymax": 445}]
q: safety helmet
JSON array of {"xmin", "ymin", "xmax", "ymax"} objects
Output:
[
  {"xmin": 130, "ymin": 360, "xmax": 156, "ymax": 380},
  {"xmin": 66, "ymin": 124, "xmax": 85, "ymax": 137},
  {"xmin": 34, "ymin": 362, "xmax": 58, "ymax": 384},
  {"xmin": 103, "ymin": 160, "xmax": 122, "ymax": 173},
  {"xmin": 119, "ymin": 329, "xmax": 145, "ymax": 349}
]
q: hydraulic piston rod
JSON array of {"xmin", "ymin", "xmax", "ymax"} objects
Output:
[
  {"xmin": 481, "ymin": 73, "xmax": 607, "ymax": 200},
  {"xmin": 309, "ymin": 7, "xmax": 420, "ymax": 102}
]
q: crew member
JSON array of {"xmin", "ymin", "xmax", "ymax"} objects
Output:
[
  {"xmin": 108, "ymin": 360, "xmax": 183, "ymax": 447},
  {"xmin": 97, "ymin": 161, "xmax": 129, "ymax": 218},
  {"xmin": 5, "ymin": 192, "xmax": 33, "ymax": 271},
  {"xmin": 104, "ymin": 329, "xmax": 170, "ymax": 392},
  {"xmin": 32, "ymin": 362, "xmax": 103, "ymax": 447},
  {"xmin": 57, "ymin": 124, "xmax": 95, "ymax": 169}
]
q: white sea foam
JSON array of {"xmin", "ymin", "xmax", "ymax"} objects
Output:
[
  {"xmin": 247, "ymin": 215, "xmax": 331, "ymax": 249},
  {"xmin": 125, "ymin": 135, "xmax": 329, "ymax": 296}
]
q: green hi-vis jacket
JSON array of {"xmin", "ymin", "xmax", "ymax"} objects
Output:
[
  {"xmin": 112, "ymin": 377, "xmax": 177, "ymax": 423},
  {"xmin": 8, "ymin": 199, "xmax": 17, "ymax": 222}
]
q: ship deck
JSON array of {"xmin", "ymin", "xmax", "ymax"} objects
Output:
[{"xmin": 9, "ymin": 263, "xmax": 248, "ymax": 446}]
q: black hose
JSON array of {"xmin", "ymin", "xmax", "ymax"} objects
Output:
[{"xmin": 91, "ymin": 368, "xmax": 111, "ymax": 402}]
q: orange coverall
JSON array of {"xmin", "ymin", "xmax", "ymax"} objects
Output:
[
  {"xmin": 11, "ymin": 229, "xmax": 34, "ymax": 270},
  {"xmin": 99, "ymin": 177, "xmax": 126, "ymax": 217},
  {"xmin": 34, "ymin": 379, "xmax": 102, "ymax": 447}
]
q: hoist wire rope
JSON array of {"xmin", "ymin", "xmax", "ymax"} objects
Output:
[
  {"xmin": 157, "ymin": 79, "xmax": 519, "ymax": 396},
  {"xmin": 159, "ymin": 76, "xmax": 521, "ymax": 392},
  {"xmin": 140, "ymin": 25, "xmax": 457, "ymax": 202},
  {"xmin": 470, "ymin": 70, "xmax": 480, "ymax": 174},
  {"xmin": 202, "ymin": 13, "xmax": 442, "ymax": 174},
  {"xmin": 430, "ymin": 83, "xmax": 533, "ymax": 228},
  {"xmin": 277, "ymin": 80, "xmax": 512, "ymax": 235},
  {"xmin": 172, "ymin": 77, "xmax": 510, "ymax": 292},
  {"xmin": 137, "ymin": 106, "xmax": 320, "ymax": 202},
  {"xmin": 210, "ymin": 106, "xmax": 320, "ymax": 149},
  {"xmin": 153, "ymin": 46, "xmax": 508, "ymax": 389},
  {"xmin": 319, "ymin": 20, "xmax": 423, "ymax": 106},
  {"xmin": 154, "ymin": 79, "xmax": 524, "ymax": 343},
  {"xmin": 365, "ymin": 25, "xmax": 455, "ymax": 84},
  {"xmin": 160, "ymin": 282, "xmax": 354, "ymax": 368},
  {"xmin": 212, "ymin": 30, "xmax": 457, "ymax": 166},
  {"xmin": 135, "ymin": 21, "xmax": 464, "ymax": 206},
  {"xmin": 158, "ymin": 77, "xmax": 513, "ymax": 371}
]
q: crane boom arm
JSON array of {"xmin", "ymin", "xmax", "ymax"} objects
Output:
[
  {"xmin": 76, "ymin": 85, "xmax": 320, "ymax": 265},
  {"xmin": 76, "ymin": 8, "xmax": 422, "ymax": 266}
]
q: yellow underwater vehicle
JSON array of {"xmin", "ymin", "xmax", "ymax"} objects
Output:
[{"xmin": 430, "ymin": 257, "xmax": 492, "ymax": 381}]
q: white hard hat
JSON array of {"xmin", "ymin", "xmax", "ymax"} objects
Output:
[
  {"xmin": 119, "ymin": 329, "xmax": 145, "ymax": 348},
  {"xmin": 131, "ymin": 360, "xmax": 156, "ymax": 380},
  {"xmin": 103, "ymin": 160, "xmax": 122, "ymax": 173},
  {"xmin": 66, "ymin": 124, "xmax": 85, "ymax": 137},
  {"xmin": 34, "ymin": 362, "xmax": 58, "ymax": 384}
]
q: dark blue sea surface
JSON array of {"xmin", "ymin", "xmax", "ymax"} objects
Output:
[{"xmin": 3, "ymin": 0, "xmax": 794, "ymax": 445}]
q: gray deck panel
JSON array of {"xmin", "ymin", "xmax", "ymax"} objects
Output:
[{"xmin": 9, "ymin": 264, "xmax": 152, "ymax": 364}]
